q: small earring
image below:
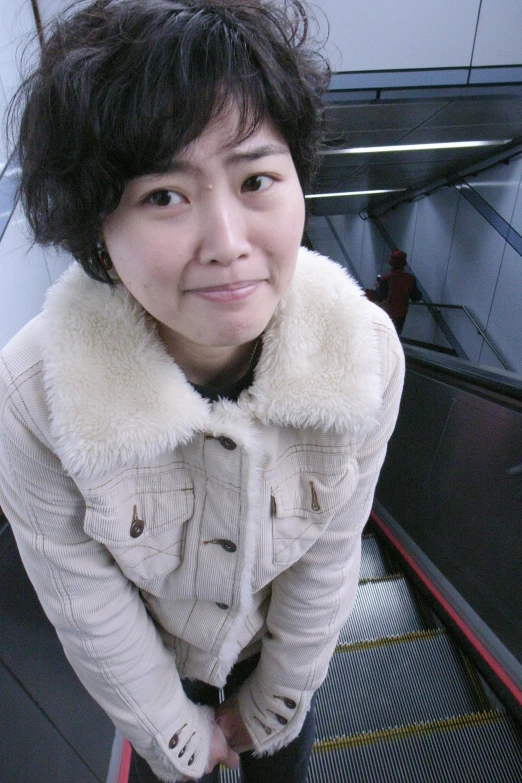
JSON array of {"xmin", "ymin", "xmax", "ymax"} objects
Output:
[{"xmin": 97, "ymin": 245, "xmax": 113, "ymax": 271}]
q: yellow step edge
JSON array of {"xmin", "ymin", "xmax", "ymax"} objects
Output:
[
  {"xmin": 334, "ymin": 627, "xmax": 447, "ymax": 655},
  {"xmin": 312, "ymin": 709, "xmax": 505, "ymax": 753},
  {"xmin": 358, "ymin": 573, "xmax": 404, "ymax": 585}
]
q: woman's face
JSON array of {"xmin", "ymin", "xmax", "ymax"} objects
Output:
[{"xmin": 103, "ymin": 108, "xmax": 305, "ymax": 352}]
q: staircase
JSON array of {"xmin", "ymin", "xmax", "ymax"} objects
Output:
[{"xmin": 220, "ymin": 528, "xmax": 522, "ymax": 782}]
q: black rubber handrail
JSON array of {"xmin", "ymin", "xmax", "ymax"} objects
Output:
[{"xmin": 403, "ymin": 343, "xmax": 522, "ymax": 401}]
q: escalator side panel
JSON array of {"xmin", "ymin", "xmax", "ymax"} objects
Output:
[
  {"xmin": 377, "ymin": 367, "xmax": 522, "ymax": 663},
  {"xmin": 0, "ymin": 527, "xmax": 114, "ymax": 781},
  {"xmin": 0, "ymin": 659, "xmax": 101, "ymax": 783}
]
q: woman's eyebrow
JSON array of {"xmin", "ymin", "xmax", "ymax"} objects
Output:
[
  {"xmin": 224, "ymin": 144, "xmax": 290, "ymax": 164},
  {"xmin": 163, "ymin": 159, "xmax": 199, "ymax": 175},
  {"xmin": 170, "ymin": 144, "xmax": 290, "ymax": 170}
]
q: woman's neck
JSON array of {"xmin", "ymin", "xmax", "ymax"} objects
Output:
[{"xmin": 157, "ymin": 326, "xmax": 259, "ymax": 387}]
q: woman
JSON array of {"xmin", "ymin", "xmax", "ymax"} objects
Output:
[{"xmin": 0, "ymin": 1, "xmax": 404, "ymax": 781}]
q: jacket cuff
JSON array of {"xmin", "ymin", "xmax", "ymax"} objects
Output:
[
  {"xmin": 236, "ymin": 669, "xmax": 313, "ymax": 755},
  {"xmin": 145, "ymin": 702, "xmax": 215, "ymax": 781}
]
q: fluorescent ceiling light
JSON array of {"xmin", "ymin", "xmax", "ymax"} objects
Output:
[
  {"xmin": 305, "ymin": 188, "xmax": 406, "ymax": 199},
  {"xmin": 321, "ymin": 140, "xmax": 511, "ymax": 155}
]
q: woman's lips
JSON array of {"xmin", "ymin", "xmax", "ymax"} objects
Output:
[{"xmin": 187, "ymin": 281, "xmax": 262, "ymax": 302}]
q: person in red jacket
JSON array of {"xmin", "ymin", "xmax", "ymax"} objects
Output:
[{"xmin": 373, "ymin": 250, "xmax": 422, "ymax": 334}]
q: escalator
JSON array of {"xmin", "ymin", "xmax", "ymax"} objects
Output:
[{"xmin": 220, "ymin": 523, "xmax": 522, "ymax": 782}]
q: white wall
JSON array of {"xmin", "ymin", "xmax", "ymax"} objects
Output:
[
  {"xmin": 472, "ymin": 0, "xmax": 522, "ymax": 67},
  {"xmin": 318, "ymin": 0, "xmax": 485, "ymax": 73},
  {"xmin": 307, "ymin": 213, "xmax": 392, "ymax": 288},
  {"xmin": 36, "ymin": 0, "xmax": 72, "ymax": 25},
  {"xmin": 0, "ymin": 0, "xmax": 37, "ymax": 167},
  {"xmin": 0, "ymin": 206, "xmax": 70, "ymax": 349},
  {"xmin": 0, "ymin": 0, "xmax": 71, "ymax": 350}
]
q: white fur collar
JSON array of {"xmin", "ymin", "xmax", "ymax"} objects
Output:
[{"xmin": 41, "ymin": 247, "xmax": 383, "ymax": 478}]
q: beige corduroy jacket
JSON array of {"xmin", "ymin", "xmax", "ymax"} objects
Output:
[{"xmin": 0, "ymin": 247, "xmax": 404, "ymax": 781}]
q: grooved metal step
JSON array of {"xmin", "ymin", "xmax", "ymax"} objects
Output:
[
  {"xmin": 308, "ymin": 711, "xmax": 522, "ymax": 783},
  {"xmin": 338, "ymin": 576, "xmax": 430, "ymax": 644},
  {"xmin": 220, "ymin": 712, "xmax": 522, "ymax": 782},
  {"xmin": 359, "ymin": 534, "xmax": 391, "ymax": 580},
  {"xmin": 220, "ymin": 767, "xmax": 240, "ymax": 782},
  {"xmin": 316, "ymin": 630, "xmax": 489, "ymax": 740}
]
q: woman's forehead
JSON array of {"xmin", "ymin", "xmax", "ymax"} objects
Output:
[{"xmin": 178, "ymin": 112, "xmax": 289, "ymax": 163}]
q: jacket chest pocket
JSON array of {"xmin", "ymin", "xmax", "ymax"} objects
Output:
[
  {"xmin": 270, "ymin": 460, "xmax": 358, "ymax": 565},
  {"xmin": 84, "ymin": 480, "xmax": 194, "ymax": 582}
]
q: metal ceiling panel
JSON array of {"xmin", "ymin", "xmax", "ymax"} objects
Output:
[
  {"xmin": 329, "ymin": 163, "xmax": 446, "ymax": 191},
  {"xmin": 313, "ymin": 80, "xmax": 522, "ymax": 215},
  {"xmin": 325, "ymin": 101, "xmax": 448, "ymax": 134},
  {"xmin": 308, "ymin": 195, "xmax": 376, "ymax": 216},
  {"xmin": 420, "ymin": 96, "xmax": 522, "ymax": 126},
  {"xmin": 401, "ymin": 124, "xmax": 521, "ymax": 143}
]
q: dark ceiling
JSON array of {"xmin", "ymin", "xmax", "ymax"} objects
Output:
[{"xmin": 309, "ymin": 81, "xmax": 522, "ymax": 217}]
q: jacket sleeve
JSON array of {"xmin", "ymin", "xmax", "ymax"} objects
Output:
[
  {"xmin": 236, "ymin": 317, "xmax": 405, "ymax": 754},
  {"xmin": 0, "ymin": 359, "xmax": 214, "ymax": 782}
]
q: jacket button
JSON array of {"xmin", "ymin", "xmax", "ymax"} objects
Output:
[
  {"xmin": 218, "ymin": 436, "xmax": 237, "ymax": 450},
  {"xmin": 216, "ymin": 602, "xmax": 229, "ymax": 610},
  {"xmin": 130, "ymin": 520, "xmax": 144, "ymax": 538},
  {"xmin": 220, "ymin": 540, "xmax": 237, "ymax": 553}
]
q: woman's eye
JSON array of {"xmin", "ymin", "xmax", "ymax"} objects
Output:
[
  {"xmin": 242, "ymin": 175, "xmax": 273, "ymax": 193},
  {"xmin": 147, "ymin": 190, "xmax": 183, "ymax": 207}
]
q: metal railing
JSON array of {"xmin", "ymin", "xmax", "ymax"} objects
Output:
[{"xmin": 409, "ymin": 301, "xmax": 511, "ymax": 371}]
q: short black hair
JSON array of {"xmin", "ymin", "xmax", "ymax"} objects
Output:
[{"xmin": 9, "ymin": 0, "xmax": 329, "ymax": 283}]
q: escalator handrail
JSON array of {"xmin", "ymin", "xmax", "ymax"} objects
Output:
[
  {"xmin": 403, "ymin": 343, "xmax": 522, "ymax": 401},
  {"xmin": 371, "ymin": 504, "xmax": 522, "ymax": 710}
]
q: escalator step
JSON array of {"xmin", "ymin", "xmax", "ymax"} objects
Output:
[
  {"xmin": 359, "ymin": 535, "xmax": 391, "ymax": 580},
  {"xmin": 338, "ymin": 576, "xmax": 431, "ymax": 644},
  {"xmin": 219, "ymin": 712, "xmax": 522, "ymax": 782},
  {"xmin": 316, "ymin": 630, "xmax": 488, "ymax": 740},
  {"xmin": 309, "ymin": 711, "xmax": 522, "ymax": 783},
  {"xmin": 219, "ymin": 767, "xmax": 240, "ymax": 783}
]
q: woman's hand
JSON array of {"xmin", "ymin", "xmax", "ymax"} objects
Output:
[
  {"xmin": 215, "ymin": 696, "xmax": 254, "ymax": 754},
  {"xmin": 179, "ymin": 721, "xmax": 239, "ymax": 782}
]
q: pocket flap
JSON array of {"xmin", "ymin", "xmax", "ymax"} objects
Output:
[
  {"xmin": 84, "ymin": 473, "xmax": 194, "ymax": 545},
  {"xmin": 272, "ymin": 459, "xmax": 359, "ymax": 522}
]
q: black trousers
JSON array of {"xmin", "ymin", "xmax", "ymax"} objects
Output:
[
  {"xmin": 391, "ymin": 316, "xmax": 406, "ymax": 335},
  {"xmin": 129, "ymin": 654, "xmax": 317, "ymax": 783}
]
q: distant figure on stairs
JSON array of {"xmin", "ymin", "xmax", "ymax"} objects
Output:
[{"xmin": 372, "ymin": 250, "xmax": 422, "ymax": 335}]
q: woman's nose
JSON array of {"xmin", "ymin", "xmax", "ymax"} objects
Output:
[{"xmin": 197, "ymin": 195, "xmax": 251, "ymax": 265}]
